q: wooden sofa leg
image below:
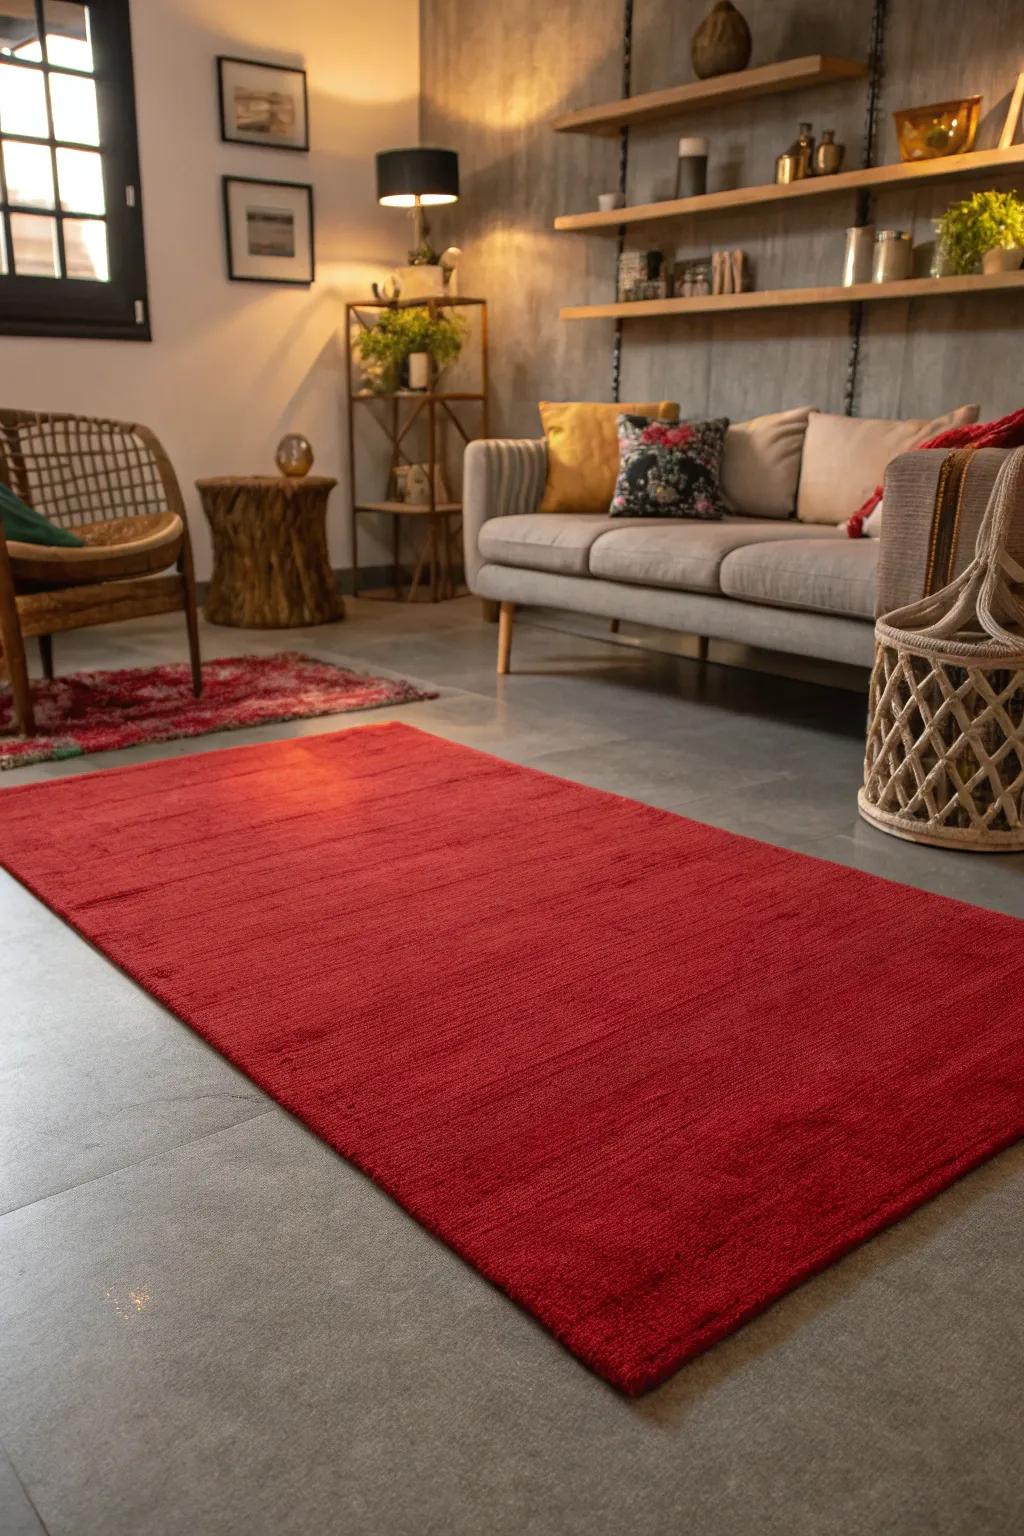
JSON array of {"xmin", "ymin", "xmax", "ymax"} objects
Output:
[
  {"xmin": 697, "ymin": 636, "xmax": 709, "ymax": 663},
  {"xmin": 481, "ymin": 599, "xmax": 499, "ymax": 624},
  {"xmin": 497, "ymin": 602, "xmax": 515, "ymax": 675},
  {"xmin": 39, "ymin": 633, "xmax": 54, "ymax": 680},
  {"xmin": 608, "ymin": 618, "xmax": 620, "ymax": 634}
]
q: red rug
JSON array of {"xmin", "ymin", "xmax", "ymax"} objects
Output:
[
  {"xmin": 1, "ymin": 723, "xmax": 1021, "ymax": 1394},
  {"xmin": 0, "ymin": 653, "xmax": 435, "ymax": 769}
]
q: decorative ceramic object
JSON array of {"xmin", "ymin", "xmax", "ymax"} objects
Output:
[
  {"xmin": 598, "ymin": 191, "xmax": 625, "ymax": 212},
  {"xmin": 674, "ymin": 137, "xmax": 709, "ymax": 199},
  {"xmin": 981, "ymin": 245, "xmax": 1024, "ymax": 273},
  {"xmin": 691, "ymin": 1, "xmax": 751, "ymax": 80},
  {"xmin": 390, "ymin": 263, "xmax": 445, "ymax": 299},
  {"xmin": 776, "ymin": 123, "xmax": 814, "ymax": 183},
  {"xmin": 407, "ymin": 351, "xmax": 431, "ymax": 389},
  {"xmin": 893, "ymin": 96, "xmax": 981, "ymax": 162},
  {"xmin": 814, "ymin": 130, "xmax": 845, "ymax": 175},
  {"xmin": 275, "ymin": 433, "xmax": 314, "ymax": 478}
]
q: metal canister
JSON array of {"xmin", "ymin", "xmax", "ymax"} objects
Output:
[
  {"xmin": 872, "ymin": 229, "xmax": 913, "ymax": 283},
  {"xmin": 842, "ymin": 225, "xmax": 875, "ymax": 286}
]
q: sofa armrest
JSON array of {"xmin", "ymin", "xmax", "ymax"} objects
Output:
[
  {"xmin": 876, "ymin": 447, "xmax": 1012, "ymax": 618},
  {"xmin": 463, "ymin": 438, "xmax": 547, "ymax": 591}
]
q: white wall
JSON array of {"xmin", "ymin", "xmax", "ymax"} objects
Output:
[{"xmin": 2, "ymin": 0, "xmax": 420, "ymax": 579}]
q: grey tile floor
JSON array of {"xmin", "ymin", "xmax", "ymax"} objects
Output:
[{"xmin": 1, "ymin": 599, "xmax": 1022, "ymax": 1536}]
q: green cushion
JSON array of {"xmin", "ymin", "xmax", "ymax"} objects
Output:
[{"xmin": 0, "ymin": 482, "xmax": 84, "ymax": 546}]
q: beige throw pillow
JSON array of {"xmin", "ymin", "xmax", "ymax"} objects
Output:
[
  {"xmin": 538, "ymin": 400, "xmax": 679, "ymax": 514},
  {"xmin": 720, "ymin": 406, "xmax": 815, "ymax": 519},
  {"xmin": 796, "ymin": 405, "xmax": 980, "ymax": 525}
]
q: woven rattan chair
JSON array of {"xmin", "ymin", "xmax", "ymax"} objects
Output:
[{"xmin": 0, "ymin": 410, "xmax": 201, "ymax": 736}]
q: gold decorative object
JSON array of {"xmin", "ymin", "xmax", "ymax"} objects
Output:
[
  {"xmin": 893, "ymin": 96, "xmax": 981, "ymax": 162},
  {"xmin": 275, "ymin": 433, "xmax": 314, "ymax": 478},
  {"xmin": 814, "ymin": 130, "xmax": 845, "ymax": 175},
  {"xmin": 691, "ymin": 1, "xmax": 751, "ymax": 81}
]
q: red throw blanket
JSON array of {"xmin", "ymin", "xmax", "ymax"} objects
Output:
[{"xmin": 846, "ymin": 407, "xmax": 1024, "ymax": 537}]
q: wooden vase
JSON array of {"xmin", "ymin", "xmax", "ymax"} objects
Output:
[{"xmin": 691, "ymin": 0, "xmax": 752, "ymax": 79}]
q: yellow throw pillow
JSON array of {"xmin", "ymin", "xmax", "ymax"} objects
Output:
[{"xmin": 538, "ymin": 400, "xmax": 680, "ymax": 514}]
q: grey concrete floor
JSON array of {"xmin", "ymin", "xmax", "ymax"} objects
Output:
[{"xmin": 1, "ymin": 598, "xmax": 1022, "ymax": 1536}]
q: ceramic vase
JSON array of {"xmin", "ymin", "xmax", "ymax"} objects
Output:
[
  {"xmin": 691, "ymin": 1, "xmax": 751, "ymax": 80},
  {"xmin": 981, "ymin": 245, "xmax": 1024, "ymax": 274}
]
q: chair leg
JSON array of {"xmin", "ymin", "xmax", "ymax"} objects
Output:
[
  {"xmin": 38, "ymin": 633, "xmax": 54, "ymax": 679},
  {"xmin": 179, "ymin": 536, "xmax": 203, "ymax": 698},
  {"xmin": 497, "ymin": 602, "xmax": 515, "ymax": 675},
  {"xmin": 608, "ymin": 619, "xmax": 620, "ymax": 634},
  {"xmin": 0, "ymin": 598, "xmax": 34, "ymax": 735},
  {"xmin": 481, "ymin": 599, "xmax": 499, "ymax": 624}
]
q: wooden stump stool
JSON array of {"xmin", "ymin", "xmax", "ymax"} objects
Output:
[{"xmin": 197, "ymin": 476, "xmax": 345, "ymax": 628}]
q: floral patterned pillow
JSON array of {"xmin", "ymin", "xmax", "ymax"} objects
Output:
[{"xmin": 610, "ymin": 414, "xmax": 730, "ymax": 518}]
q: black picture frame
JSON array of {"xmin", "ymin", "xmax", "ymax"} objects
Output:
[
  {"xmin": 216, "ymin": 55, "xmax": 309, "ymax": 152},
  {"xmin": 222, "ymin": 176, "xmax": 315, "ymax": 287}
]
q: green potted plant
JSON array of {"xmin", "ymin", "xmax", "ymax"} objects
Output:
[
  {"xmin": 937, "ymin": 189, "xmax": 1024, "ymax": 275},
  {"xmin": 355, "ymin": 305, "xmax": 466, "ymax": 394}
]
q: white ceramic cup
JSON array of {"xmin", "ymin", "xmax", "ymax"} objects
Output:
[{"xmin": 597, "ymin": 191, "xmax": 625, "ymax": 212}]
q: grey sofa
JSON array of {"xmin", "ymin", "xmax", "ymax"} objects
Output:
[{"xmin": 462, "ymin": 441, "xmax": 1011, "ymax": 673}]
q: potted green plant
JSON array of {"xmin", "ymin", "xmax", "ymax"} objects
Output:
[
  {"xmin": 937, "ymin": 189, "xmax": 1024, "ymax": 275},
  {"xmin": 355, "ymin": 305, "xmax": 466, "ymax": 394}
]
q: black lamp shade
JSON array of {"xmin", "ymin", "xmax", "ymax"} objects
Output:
[{"xmin": 376, "ymin": 147, "xmax": 459, "ymax": 208}]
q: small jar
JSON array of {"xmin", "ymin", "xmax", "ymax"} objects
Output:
[
  {"xmin": 675, "ymin": 137, "xmax": 708, "ymax": 200},
  {"xmin": 872, "ymin": 229, "xmax": 912, "ymax": 283}
]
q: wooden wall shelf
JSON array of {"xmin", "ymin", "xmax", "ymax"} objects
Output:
[
  {"xmin": 554, "ymin": 145, "xmax": 1024, "ymax": 234},
  {"xmin": 560, "ymin": 270, "xmax": 1024, "ymax": 321},
  {"xmin": 551, "ymin": 55, "xmax": 866, "ymax": 136}
]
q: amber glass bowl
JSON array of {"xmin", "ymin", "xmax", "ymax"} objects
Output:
[{"xmin": 893, "ymin": 97, "xmax": 981, "ymax": 162}]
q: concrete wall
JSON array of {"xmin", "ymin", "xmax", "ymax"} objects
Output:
[
  {"xmin": 2, "ymin": 0, "xmax": 420, "ymax": 579},
  {"xmin": 421, "ymin": 0, "xmax": 1024, "ymax": 439}
]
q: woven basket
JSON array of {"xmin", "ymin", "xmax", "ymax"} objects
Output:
[{"xmin": 859, "ymin": 446, "xmax": 1024, "ymax": 852}]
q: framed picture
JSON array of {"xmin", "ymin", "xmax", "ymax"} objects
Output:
[
  {"xmin": 217, "ymin": 55, "xmax": 309, "ymax": 151},
  {"xmin": 222, "ymin": 177, "xmax": 315, "ymax": 286}
]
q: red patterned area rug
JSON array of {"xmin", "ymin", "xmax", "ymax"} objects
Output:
[
  {"xmin": 0, "ymin": 653, "xmax": 436, "ymax": 769},
  {"xmin": 1, "ymin": 723, "xmax": 1021, "ymax": 1394}
]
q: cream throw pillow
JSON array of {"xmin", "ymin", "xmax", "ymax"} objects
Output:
[
  {"xmin": 796, "ymin": 405, "xmax": 980, "ymax": 525},
  {"xmin": 720, "ymin": 406, "xmax": 815, "ymax": 519},
  {"xmin": 538, "ymin": 400, "xmax": 679, "ymax": 514}
]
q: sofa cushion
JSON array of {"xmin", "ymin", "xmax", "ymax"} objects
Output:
[
  {"xmin": 721, "ymin": 406, "xmax": 815, "ymax": 519},
  {"xmin": 611, "ymin": 415, "xmax": 729, "ymax": 519},
  {"xmin": 537, "ymin": 400, "xmax": 679, "ymax": 514},
  {"xmin": 796, "ymin": 405, "xmax": 980, "ymax": 525},
  {"xmin": 720, "ymin": 537, "xmax": 879, "ymax": 620},
  {"xmin": 477, "ymin": 514, "xmax": 638, "ymax": 577},
  {"xmin": 587, "ymin": 517, "xmax": 841, "ymax": 595}
]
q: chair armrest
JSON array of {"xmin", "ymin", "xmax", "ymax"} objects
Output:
[
  {"xmin": 463, "ymin": 438, "xmax": 547, "ymax": 590},
  {"xmin": 876, "ymin": 448, "xmax": 1013, "ymax": 618}
]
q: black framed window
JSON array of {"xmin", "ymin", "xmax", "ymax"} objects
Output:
[{"xmin": 0, "ymin": 0, "xmax": 149, "ymax": 339}]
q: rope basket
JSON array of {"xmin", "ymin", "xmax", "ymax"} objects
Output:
[{"xmin": 860, "ymin": 446, "xmax": 1024, "ymax": 852}]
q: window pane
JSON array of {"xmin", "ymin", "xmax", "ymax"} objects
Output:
[
  {"xmin": 48, "ymin": 68, "xmax": 98, "ymax": 143},
  {"xmin": 10, "ymin": 210, "xmax": 60, "ymax": 275},
  {"xmin": 43, "ymin": 1, "xmax": 92, "ymax": 72},
  {"xmin": 0, "ymin": 61, "xmax": 49, "ymax": 137},
  {"xmin": 0, "ymin": 6, "xmax": 40, "ymax": 58},
  {"xmin": 3, "ymin": 138, "xmax": 55, "ymax": 207},
  {"xmin": 63, "ymin": 214, "xmax": 107, "ymax": 279},
  {"xmin": 56, "ymin": 145, "xmax": 102, "ymax": 212}
]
